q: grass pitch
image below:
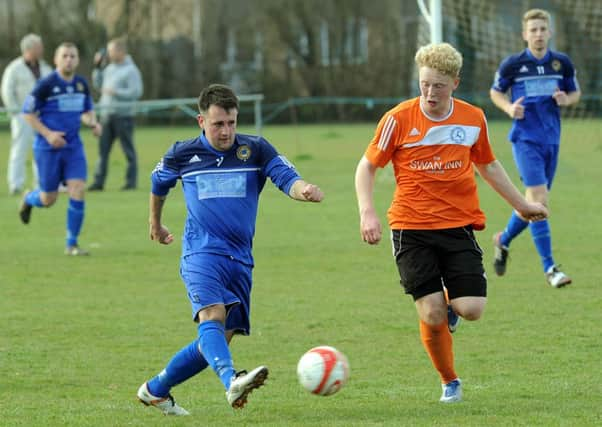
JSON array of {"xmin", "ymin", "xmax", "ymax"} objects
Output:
[{"xmin": 1, "ymin": 119, "xmax": 601, "ymax": 426}]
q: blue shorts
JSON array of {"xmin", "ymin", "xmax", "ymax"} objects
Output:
[
  {"xmin": 180, "ymin": 253, "xmax": 253, "ymax": 335},
  {"xmin": 511, "ymin": 141, "xmax": 559, "ymax": 189},
  {"xmin": 34, "ymin": 145, "xmax": 88, "ymax": 192}
]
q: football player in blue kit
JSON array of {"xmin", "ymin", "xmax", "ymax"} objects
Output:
[
  {"xmin": 20, "ymin": 42, "xmax": 102, "ymax": 255},
  {"xmin": 490, "ymin": 8, "xmax": 581, "ymax": 288},
  {"xmin": 137, "ymin": 84, "xmax": 324, "ymax": 415}
]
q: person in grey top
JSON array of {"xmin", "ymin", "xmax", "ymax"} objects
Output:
[{"xmin": 89, "ymin": 37, "xmax": 143, "ymax": 191}]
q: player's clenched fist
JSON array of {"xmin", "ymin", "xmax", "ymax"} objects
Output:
[
  {"xmin": 301, "ymin": 184, "xmax": 324, "ymax": 202},
  {"xmin": 507, "ymin": 96, "xmax": 525, "ymax": 119},
  {"xmin": 150, "ymin": 224, "xmax": 174, "ymax": 245}
]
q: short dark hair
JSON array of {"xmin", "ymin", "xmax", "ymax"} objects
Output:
[{"xmin": 198, "ymin": 84, "xmax": 239, "ymax": 113}]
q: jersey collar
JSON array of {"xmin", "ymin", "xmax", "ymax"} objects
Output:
[
  {"xmin": 525, "ymin": 48, "xmax": 550, "ymax": 64},
  {"xmin": 199, "ymin": 131, "xmax": 238, "ymax": 155},
  {"xmin": 54, "ymin": 70, "xmax": 76, "ymax": 84},
  {"xmin": 419, "ymin": 97, "xmax": 454, "ymax": 122}
]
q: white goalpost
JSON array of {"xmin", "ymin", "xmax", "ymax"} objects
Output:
[{"xmin": 417, "ymin": 0, "xmax": 443, "ymax": 43}]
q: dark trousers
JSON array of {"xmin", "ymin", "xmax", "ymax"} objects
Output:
[{"xmin": 93, "ymin": 115, "xmax": 137, "ymax": 188}]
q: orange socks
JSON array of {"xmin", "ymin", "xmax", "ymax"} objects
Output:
[{"xmin": 419, "ymin": 319, "xmax": 457, "ymax": 384}]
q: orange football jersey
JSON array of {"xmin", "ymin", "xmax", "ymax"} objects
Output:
[{"xmin": 365, "ymin": 97, "xmax": 496, "ymax": 230}]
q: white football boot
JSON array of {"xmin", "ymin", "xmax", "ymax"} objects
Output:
[
  {"xmin": 545, "ymin": 266, "xmax": 572, "ymax": 288},
  {"xmin": 137, "ymin": 382, "xmax": 190, "ymax": 416},
  {"xmin": 226, "ymin": 366, "xmax": 269, "ymax": 409}
]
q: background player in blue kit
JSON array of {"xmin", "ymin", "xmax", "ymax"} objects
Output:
[
  {"xmin": 20, "ymin": 42, "xmax": 102, "ymax": 256},
  {"xmin": 137, "ymin": 84, "xmax": 324, "ymax": 415},
  {"xmin": 490, "ymin": 8, "xmax": 581, "ymax": 288}
]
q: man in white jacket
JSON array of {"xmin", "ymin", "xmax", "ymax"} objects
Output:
[{"xmin": 1, "ymin": 34, "xmax": 52, "ymax": 195}]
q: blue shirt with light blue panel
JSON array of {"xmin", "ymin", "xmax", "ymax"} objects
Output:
[
  {"xmin": 491, "ymin": 48, "xmax": 579, "ymax": 145},
  {"xmin": 151, "ymin": 132, "xmax": 301, "ymax": 266},
  {"xmin": 22, "ymin": 70, "xmax": 94, "ymax": 151}
]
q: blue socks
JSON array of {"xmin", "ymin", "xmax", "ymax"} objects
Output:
[
  {"xmin": 66, "ymin": 199, "xmax": 84, "ymax": 247},
  {"xmin": 146, "ymin": 321, "xmax": 235, "ymax": 397},
  {"xmin": 500, "ymin": 211, "xmax": 529, "ymax": 247},
  {"xmin": 25, "ymin": 189, "xmax": 45, "ymax": 207},
  {"xmin": 501, "ymin": 211, "xmax": 555, "ymax": 273},
  {"xmin": 23, "ymin": 192, "xmax": 84, "ymax": 248},
  {"xmin": 197, "ymin": 320, "xmax": 236, "ymax": 390},
  {"xmin": 147, "ymin": 340, "xmax": 209, "ymax": 397},
  {"xmin": 529, "ymin": 219, "xmax": 554, "ymax": 272},
  {"xmin": 146, "ymin": 320, "xmax": 235, "ymax": 397}
]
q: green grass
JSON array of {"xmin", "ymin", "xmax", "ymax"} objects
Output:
[{"xmin": 1, "ymin": 119, "xmax": 601, "ymax": 426}]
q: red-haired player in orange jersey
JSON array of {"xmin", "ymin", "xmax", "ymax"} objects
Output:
[{"xmin": 355, "ymin": 43, "xmax": 548, "ymax": 403}]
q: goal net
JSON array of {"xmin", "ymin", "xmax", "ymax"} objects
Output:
[{"xmin": 417, "ymin": 0, "xmax": 602, "ymax": 118}]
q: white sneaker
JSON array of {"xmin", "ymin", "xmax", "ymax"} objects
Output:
[
  {"xmin": 545, "ymin": 266, "xmax": 572, "ymax": 288},
  {"xmin": 440, "ymin": 378, "xmax": 462, "ymax": 403},
  {"xmin": 226, "ymin": 366, "xmax": 269, "ymax": 409},
  {"xmin": 137, "ymin": 382, "xmax": 190, "ymax": 416}
]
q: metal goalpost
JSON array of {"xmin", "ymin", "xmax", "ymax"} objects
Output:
[{"xmin": 417, "ymin": 0, "xmax": 443, "ymax": 43}]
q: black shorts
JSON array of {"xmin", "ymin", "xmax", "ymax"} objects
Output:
[{"xmin": 391, "ymin": 226, "xmax": 487, "ymax": 301}]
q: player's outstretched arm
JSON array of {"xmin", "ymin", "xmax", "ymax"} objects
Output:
[
  {"xmin": 475, "ymin": 160, "xmax": 548, "ymax": 222},
  {"xmin": 288, "ymin": 180, "xmax": 324, "ymax": 202},
  {"xmin": 149, "ymin": 193, "xmax": 174, "ymax": 244},
  {"xmin": 355, "ymin": 156, "xmax": 382, "ymax": 245}
]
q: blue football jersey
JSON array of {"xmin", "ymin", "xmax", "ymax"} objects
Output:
[
  {"xmin": 491, "ymin": 49, "xmax": 579, "ymax": 145},
  {"xmin": 151, "ymin": 132, "xmax": 301, "ymax": 265},
  {"xmin": 22, "ymin": 70, "xmax": 94, "ymax": 151}
]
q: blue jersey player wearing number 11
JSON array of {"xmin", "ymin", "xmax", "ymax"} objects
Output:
[
  {"xmin": 490, "ymin": 8, "xmax": 580, "ymax": 288},
  {"xmin": 136, "ymin": 84, "xmax": 324, "ymax": 415}
]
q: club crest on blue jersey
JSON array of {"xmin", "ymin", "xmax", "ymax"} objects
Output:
[
  {"xmin": 551, "ymin": 60, "xmax": 561, "ymax": 72},
  {"xmin": 236, "ymin": 145, "xmax": 252, "ymax": 161},
  {"xmin": 450, "ymin": 127, "xmax": 466, "ymax": 144},
  {"xmin": 76, "ymin": 82, "xmax": 85, "ymax": 92}
]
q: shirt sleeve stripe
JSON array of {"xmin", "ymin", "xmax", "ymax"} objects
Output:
[{"xmin": 377, "ymin": 115, "xmax": 396, "ymax": 151}]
